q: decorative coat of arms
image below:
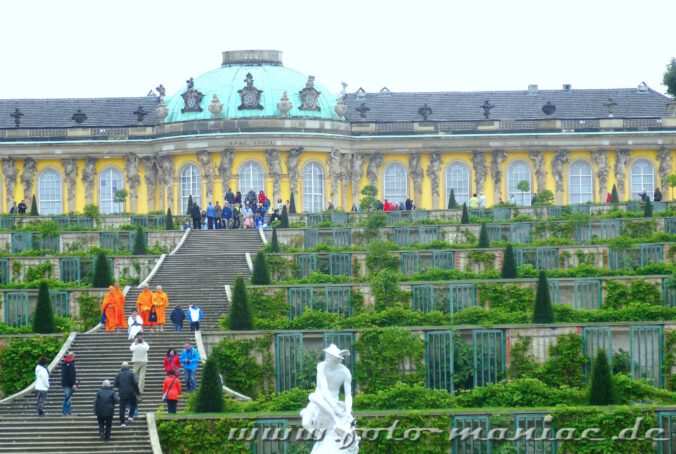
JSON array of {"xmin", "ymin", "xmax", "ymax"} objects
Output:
[
  {"xmin": 181, "ymin": 77, "xmax": 204, "ymax": 113},
  {"xmin": 298, "ymin": 75, "xmax": 321, "ymax": 111},
  {"xmin": 237, "ymin": 73, "xmax": 264, "ymax": 110}
]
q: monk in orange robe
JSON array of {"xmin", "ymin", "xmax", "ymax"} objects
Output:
[
  {"xmin": 152, "ymin": 285, "xmax": 170, "ymax": 332},
  {"xmin": 101, "ymin": 287, "xmax": 119, "ymax": 333},
  {"xmin": 136, "ymin": 284, "xmax": 154, "ymax": 328},
  {"xmin": 111, "ymin": 283, "xmax": 127, "ymax": 331}
]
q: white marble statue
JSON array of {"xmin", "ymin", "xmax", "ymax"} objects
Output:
[{"xmin": 301, "ymin": 344, "xmax": 359, "ymax": 453}]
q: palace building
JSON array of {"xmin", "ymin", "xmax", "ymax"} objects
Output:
[{"xmin": 1, "ymin": 49, "xmax": 675, "ymax": 215}]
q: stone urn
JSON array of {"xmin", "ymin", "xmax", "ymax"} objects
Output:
[
  {"xmin": 208, "ymin": 94, "xmax": 223, "ymax": 118},
  {"xmin": 334, "ymin": 96, "xmax": 347, "ymax": 118},
  {"xmin": 155, "ymin": 99, "xmax": 169, "ymax": 123},
  {"xmin": 277, "ymin": 91, "xmax": 292, "ymax": 117}
]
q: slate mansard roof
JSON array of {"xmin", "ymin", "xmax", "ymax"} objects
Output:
[
  {"xmin": 0, "ymin": 96, "xmax": 160, "ymax": 129},
  {"xmin": 344, "ymin": 87, "xmax": 673, "ymax": 122}
]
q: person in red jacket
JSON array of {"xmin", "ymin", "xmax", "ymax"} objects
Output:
[
  {"xmin": 163, "ymin": 348, "xmax": 181, "ymax": 375},
  {"xmin": 258, "ymin": 190, "xmax": 267, "ymax": 205},
  {"xmin": 162, "ymin": 369, "xmax": 182, "ymax": 414}
]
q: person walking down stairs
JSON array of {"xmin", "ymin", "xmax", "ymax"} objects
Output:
[
  {"xmin": 93, "ymin": 379, "xmax": 119, "ymax": 442},
  {"xmin": 34, "ymin": 356, "xmax": 49, "ymax": 417}
]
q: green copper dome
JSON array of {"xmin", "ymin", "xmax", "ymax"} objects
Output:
[{"xmin": 163, "ymin": 50, "xmax": 339, "ymax": 122}]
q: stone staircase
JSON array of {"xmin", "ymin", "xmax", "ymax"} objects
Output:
[{"xmin": 0, "ymin": 228, "xmax": 263, "ymax": 453}]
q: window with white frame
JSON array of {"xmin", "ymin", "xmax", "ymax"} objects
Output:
[
  {"xmin": 38, "ymin": 169, "xmax": 62, "ymax": 215},
  {"xmin": 445, "ymin": 162, "xmax": 470, "ymax": 205},
  {"xmin": 507, "ymin": 161, "xmax": 532, "ymax": 206},
  {"xmin": 180, "ymin": 164, "xmax": 201, "ymax": 214},
  {"xmin": 302, "ymin": 162, "xmax": 324, "ymax": 212},
  {"xmin": 99, "ymin": 168, "xmax": 124, "ymax": 214},
  {"xmin": 239, "ymin": 161, "xmax": 265, "ymax": 195},
  {"xmin": 568, "ymin": 160, "xmax": 594, "ymax": 204},
  {"xmin": 630, "ymin": 159, "xmax": 655, "ymax": 200},
  {"xmin": 383, "ymin": 163, "xmax": 408, "ymax": 204}
]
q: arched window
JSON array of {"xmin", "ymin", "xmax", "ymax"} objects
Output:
[
  {"xmin": 568, "ymin": 160, "xmax": 594, "ymax": 204},
  {"xmin": 239, "ymin": 161, "xmax": 265, "ymax": 195},
  {"xmin": 383, "ymin": 163, "xmax": 408, "ymax": 204},
  {"xmin": 507, "ymin": 161, "xmax": 532, "ymax": 206},
  {"xmin": 445, "ymin": 162, "xmax": 470, "ymax": 205},
  {"xmin": 630, "ymin": 159, "xmax": 655, "ymax": 200},
  {"xmin": 99, "ymin": 168, "xmax": 124, "ymax": 214},
  {"xmin": 302, "ymin": 162, "xmax": 324, "ymax": 213},
  {"xmin": 180, "ymin": 164, "xmax": 201, "ymax": 214},
  {"xmin": 38, "ymin": 169, "xmax": 62, "ymax": 215}
]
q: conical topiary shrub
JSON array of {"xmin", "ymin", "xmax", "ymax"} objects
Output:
[
  {"xmin": 270, "ymin": 227, "xmax": 279, "ymax": 253},
  {"xmin": 33, "ymin": 281, "xmax": 55, "ymax": 333},
  {"xmin": 448, "ymin": 189, "xmax": 458, "ymax": 209},
  {"xmin": 193, "ymin": 356, "xmax": 225, "ymax": 413},
  {"xmin": 92, "ymin": 252, "xmax": 113, "ymax": 288},
  {"xmin": 610, "ymin": 184, "xmax": 619, "ymax": 204},
  {"xmin": 532, "ymin": 271, "xmax": 554, "ymax": 323},
  {"xmin": 644, "ymin": 199, "xmax": 653, "ymax": 217},
  {"xmin": 588, "ymin": 349, "xmax": 615, "ymax": 405},
  {"xmin": 289, "ymin": 192, "xmax": 297, "ymax": 214},
  {"xmin": 478, "ymin": 222, "xmax": 489, "ymax": 248},
  {"xmin": 186, "ymin": 195, "xmax": 193, "ymax": 216},
  {"xmin": 132, "ymin": 225, "xmax": 147, "ymax": 255},
  {"xmin": 251, "ymin": 251, "xmax": 271, "ymax": 285},
  {"xmin": 501, "ymin": 244, "xmax": 518, "ymax": 279},
  {"xmin": 280, "ymin": 205, "xmax": 289, "ymax": 228},
  {"xmin": 460, "ymin": 203, "xmax": 469, "ymax": 224},
  {"xmin": 165, "ymin": 208, "xmax": 174, "ymax": 230},
  {"xmin": 229, "ymin": 276, "xmax": 253, "ymax": 330},
  {"xmin": 30, "ymin": 195, "xmax": 38, "ymax": 216}
]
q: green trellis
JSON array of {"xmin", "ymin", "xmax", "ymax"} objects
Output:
[
  {"xmin": 425, "ymin": 330, "xmax": 455, "ymax": 393},
  {"xmin": 452, "ymin": 415, "xmax": 491, "ymax": 454},
  {"xmin": 514, "ymin": 414, "xmax": 556, "ymax": 453},
  {"xmin": 251, "ymin": 419, "xmax": 289, "ymax": 454},
  {"xmin": 4, "ymin": 292, "xmax": 29, "ymax": 327},
  {"xmin": 581, "ymin": 326, "xmax": 612, "ymax": 377},
  {"xmin": 573, "ymin": 280, "xmax": 602, "ymax": 310},
  {"xmin": 472, "ymin": 329, "xmax": 505, "ymax": 387},
  {"xmin": 274, "ymin": 333, "xmax": 303, "ymax": 392},
  {"xmin": 630, "ymin": 325, "xmax": 664, "ymax": 387}
]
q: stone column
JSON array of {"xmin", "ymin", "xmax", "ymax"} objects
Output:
[
  {"xmin": 426, "ymin": 152, "xmax": 441, "ymax": 209},
  {"xmin": 551, "ymin": 149, "xmax": 569, "ymax": 204},
  {"xmin": 341, "ymin": 153, "xmax": 352, "ymax": 209},
  {"xmin": 157, "ymin": 155, "xmax": 175, "ymax": 212},
  {"xmin": 264, "ymin": 148, "xmax": 282, "ymax": 203},
  {"xmin": 81, "ymin": 157, "xmax": 97, "ymax": 206},
  {"xmin": 658, "ymin": 146, "xmax": 672, "ymax": 196},
  {"xmin": 61, "ymin": 159, "xmax": 78, "ymax": 212},
  {"xmin": 326, "ymin": 149, "xmax": 342, "ymax": 206},
  {"xmin": 350, "ymin": 153, "xmax": 365, "ymax": 207},
  {"xmin": 591, "ymin": 149, "xmax": 609, "ymax": 202},
  {"xmin": 491, "ymin": 149, "xmax": 508, "ymax": 204},
  {"xmin": 2, "ymin": 158, "xmax": 17, "ymax": 210},
  {"xmin": 286, "ymin": 147, "xmax": 304, "ymax": 201},
  {"xmin": 218, "ymin": 148, "xmax": 235, "ymax": 199},
  {"xmin": 125, "ymin": 153, "xmax": 140, "ymax": 213},
  {"xmin": 409, "ymin": 153, "xmax": 424, "ymax": 206},
  {"xmin": 471, "ymin": 150, "xmax": 487, "ymax": 196},
  {"xmin": 366, "ymin": 153, "xmax": 384, "ymax": 189},
  {"xmin": 196, "ymin": 150, "xmax": 215, "ymax": 202},
  {"xmin": 528, "ymin": 150, "xmax": 547, "ymax": 193},
  {"xmin": 141, "ymin": 155, "xmax": 157, "ymax": 212},
  {"xmin": 21, "ymin": 157, "xmax": 37, "ymax": 205}
]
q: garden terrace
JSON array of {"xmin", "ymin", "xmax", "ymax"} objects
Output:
[
  {"xmin": 289, "ymin": 202, "xmax": 676, "ymax": 226},
  {"xmin": 272, "ymin": 217, "xmax": 676, "ymax": 249},
  {"xmin": 267, "ymin": 243, "xmax": 673, "ymax": 280},
  {"xmin": 251, "ymin": 275, "xmax": 675, "ymax": 315},
  {"xmin": 0, "ymin": 230, "xmax": 180, "ymax": 255},
  {"xmin": 0, "ymin": 214, "xmax": 186, "ymax": 230}
]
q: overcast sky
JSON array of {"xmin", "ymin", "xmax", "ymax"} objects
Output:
[{"xmin": 2, "ymin": 0, "xmax": 675, "ymax": 99}]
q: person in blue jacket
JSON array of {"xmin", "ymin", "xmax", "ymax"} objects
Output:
[
  {"xmin": 221, "ymin": 202, "xmax": 233, "ymax": 229},
  {"xmin": 205, "ymin": 202, "xmax": 216, "ymax": 229},
  {"xmin": 170, "ymin": 306, "xmax": 185, "ymax": 332},
  {"xmin": 180, "ymin": 342, "xmax": 201, "ymax": 392}
]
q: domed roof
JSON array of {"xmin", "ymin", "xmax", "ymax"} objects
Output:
[{"xmin": 163, "ymin": 50, "xmax": 339, "ymax": 122}]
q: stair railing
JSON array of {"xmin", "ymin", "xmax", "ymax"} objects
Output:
[
  {"xmin": 245, "ymin": 252, "xmax": 253, "ymax": 272},
  {"xmin": 258, "ymin": 226, "xmax": 268, "ymax": 244},
  {"xmin": 170, "ymin": 228, "xmax": 191, "ymax": 256},
  {"xmin": 138, "ymin": 254, "xmax": 166, "ymax": 288}
]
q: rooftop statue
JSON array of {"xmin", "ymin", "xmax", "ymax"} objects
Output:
[{"xmin": 301, "ymin": 344, "xmax": 359, "ymax": 453}]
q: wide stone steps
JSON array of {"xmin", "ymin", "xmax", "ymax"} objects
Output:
[{"xmin": 0, "ymin": 416, "xmax": 152, "ymax": 453}]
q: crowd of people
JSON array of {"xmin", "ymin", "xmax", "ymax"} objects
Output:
[
  {"xmin": 32, "ymin": 284, "xmax": 205, "ymax": 442},
  {"xmin": 186, "ymin": 188, "xmax": 288, "ymax": 231}
]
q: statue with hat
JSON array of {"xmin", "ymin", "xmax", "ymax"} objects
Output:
[{"xmin": 301, "ymin": 344, "xmax": 359, "ymax": 453}]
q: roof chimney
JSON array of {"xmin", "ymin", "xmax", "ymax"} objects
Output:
[
  {"xmin": 562, "ymin": 84, "xmax": 572, "ymax": 91},
  {"xmin": 221, "ymin": 50, "xmax": 283, "ymax": 67},
  {"xmin": 527, "ymin": 84, "xmax": 539, "ymax": 95}
]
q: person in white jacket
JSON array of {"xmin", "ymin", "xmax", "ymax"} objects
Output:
[
  {"xmin": 35, "ymin": 356, "xmax": 50, "ymax": 416},
  {"xmin": 129, "ymin": 336, "xmax": 149, "ymax": 393}
]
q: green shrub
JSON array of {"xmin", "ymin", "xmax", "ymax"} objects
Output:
[
  {"xmin": 477, "ymin": 283, "xmax": 533, "ymax": 312},
  {"xmin": 448, "ymin": 189, "xmax": 457, "ymax": 209},
  {"xmin": 132, "ymin": 225, "xmax": 147, "ymax": 255},
  {"xmin": 289, "ymin": 192, "xmax": 296, "ymax": 214},
  {"xmin": 25, "ymin": 263, "xmax": 53, "ymax": 282},
  {"xmin": 270, "ymin": 227, "xmax": 279, "ymax": 253},
  {"xmin": 644, "ymin": 199, "xmax": 653, "ymax": 217},
  {"xmin": 610, "ymin": 184, "xmax": 619, "ymax": 203},
  {"xmin": 456, "ymin": 378, "xmax": 585, "ymax": 408},
  {"xmin": 370, "ymin": 270, "xmax": 407, "ymax": 311},
  {"xmin": 538, "ymin": 333, "xmax": 586, "ymax": 388},
  {"xmin": 604, "ymin": 279, "xmax": 661, "ymax": 309},
  {"xmin": 250, "ymin": 251, "xmax": 270, "ymax": 285},
  {"xmin": 460, "ymin": 203, "xmax": 469, "ymax": 224},
  {"xmin": 501, "ymin": 244, "xmax": 517, "ymax": 278},
  {"xmin": 0, "ymin": 336, "xmax": 63, "ymax": 395},
  {"xmin": 165, "ymin": 208, "xmax": 174, "ymax": 230},
  {"xmin": 355, "ymin": 383, "xmax": 455, "ymax": 410},
  {"xmin": 32, "ymin": 281, "xmax": 55, "ymax": 333},
  {"xmin": 92, "ymin": 251, "xmax": 113, "ymax": 288},
  {"xmin": 280, "ymin": 205, "xmax": 289, "ymax": 228},
  {"xmin": 83, "ymin": 204, "xmax": 100, "ymax": 220},
  {"xmin": 589, "ymin": 349, "xmax": 615, "ymax": 405},
  {"xmin": 186, "ymin": 194, "xmax": 193, "ymax": 215},
  {"xmin": 477, "ymin": 222, "xmax": 489, "ymax": 248},
  {"xmin": 193, "ymin": 357, "xmax": 225, "ymax": 413},
  {"xmin": 365, "ymin": 240, "xmax": 399, "ymax": 273},
  {"xmin": 532, "ymin": 271, "xmax": 554, "ymax": 323},
  {"xmin": 30, "ymin": 195, "xmax": 38, "ymax": 216},
  {"xmin": 229, "ymin": 276, "xmax": 253, "ymax": 330},
  {"xmin": 210, "ymin": 337, "xmax": 273, "ymax": 398}
]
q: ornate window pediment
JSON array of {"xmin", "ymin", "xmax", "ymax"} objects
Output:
[
  {"xmin": 181, "ymin": 77, "xmax": 204, "ymax": 113},
  {"xmin": 237, "ymin": 73, "xmax": 264, "ymax": 110},
  {"xmin": 298, "ymin": 75, "xmax": 321, "ymax": 111}
]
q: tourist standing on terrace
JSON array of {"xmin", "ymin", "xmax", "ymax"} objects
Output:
[
  {"xmin": 468, "ymin": 193, "xmax": 480, "ymax": 208},
  {"xmin": 190, "ymin": 202, "xmax": 201, "ymax": 230},
  {"xmin": 206, "ymin": 202, "xmax": 216, "ymax": 229},
  {"xmin": 60, "ymin": 351, "xmax": 77, "ymax": 416},
  {"xmin": 34, "ymin": 356, "xmax": 49, "ymax": 417},
  {"xmin": 17, "ymin": 200, "xmax": 27, "ymax": 214},
  {"xmin": 214, "ymin": 201, "xmax": 222, "ymax": 229}
]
